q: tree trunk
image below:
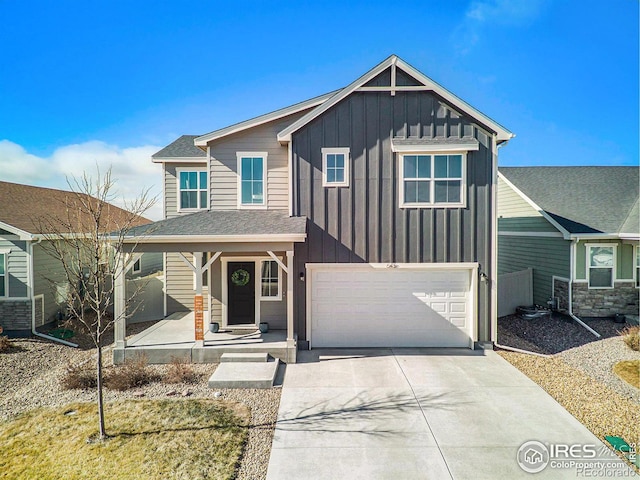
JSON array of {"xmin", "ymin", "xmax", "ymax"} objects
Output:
[{"xmin": 96, "ymin": 344, "xmax": 106, "ymax": 439}]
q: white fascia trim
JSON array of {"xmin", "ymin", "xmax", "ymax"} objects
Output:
[
  {"xmin": 126, "ymin": 234, "xmax": 307, "ymax": 244},
  {"xmin": 498, "ymin": 231, "xmax": 564, "ymax": 238},
  {"xmin": 0, "ymin": 221, "xmax": 33, "ymax": 240},
  {"xmin": 194, "ymin": 91, "xmax": 338, "ymax": 146},
  {"xmin": 620, "ymin": 233, "xmax": 640, "ymax": 241},
  {"xmin": 391, "ymin": 142, "xmax": 479, "ymax": 153},
  {"xmin": 569, "ymin": 233, "xmax": 631, "ymax": 240},
  {"xmin": 278, "ymin": 55, "xmax": 514, "ymax": 143},
  {"xmin": 497, "ymin": 171, "xmax": 571, "ymax": 239},
  {"xmin": 151, "ymin": 157, "xmax": 207, "ymax": 164}
]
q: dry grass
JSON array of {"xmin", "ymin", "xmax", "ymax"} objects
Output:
[
  {"xmin": 61, "ymin": 363, "xmax": 97, "ymax": 390},
  {"xmin": 164, "ymin": 356, "xmax": 200, "ymax": 384},
  {"xmin": 499, "ymin": 351, "xmax": 640, "ymax": 471},
  {"xmin": 104, "ymin": 354, "xmax": 157, "ymax": 391},
  {"xmin": 621, "ymin": 326, "xmax": 640, "ymax": 352},
  {"xmin": 0, "ymin": 336, "xmax": 11, "ymax": 352},
  {"xmin": 0, "ymin": 399, "xmax": 250, "ymax": 479},
  {"xmin": 613, "ymin": 360, "xmax": 640, "ymax": 389}
]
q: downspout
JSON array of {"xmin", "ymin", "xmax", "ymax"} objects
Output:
[
  {"xmin": 567, "ymin": 236, "xmax": 600, "ymax": 338},
  {"xmin": 30, "ymin": 236, "xmax": 78, "ymax": 348}
]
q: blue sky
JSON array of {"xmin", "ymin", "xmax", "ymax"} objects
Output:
[{"xmin": 0, "ymin": 0, "xmax": 637, "ymax": 219}]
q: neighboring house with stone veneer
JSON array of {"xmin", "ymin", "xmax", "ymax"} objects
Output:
[
  {"xmin": 117, "ymin": 54, "xmax": 514, "ymax": 361},
  {"xmin": 0, "ymin": 181, "xmax": 159, "ymax": 336},
  {"xmin": 497, "ymin": 167, "xmax": 639, "ymax": 318}
]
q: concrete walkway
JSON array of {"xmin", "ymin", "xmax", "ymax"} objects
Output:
[{"xmin": 267, "ymin": 348, "xmax": 635, "ymax": 479}]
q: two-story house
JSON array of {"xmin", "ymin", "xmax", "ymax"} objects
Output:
[{"xmin": 115, "ymin": 55, "xmax": 513, "ymax": 362}]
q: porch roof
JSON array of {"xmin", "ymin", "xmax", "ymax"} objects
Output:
[{"xmin": 124, "ymin": 209, "xmax": 307, "ymax": 244}]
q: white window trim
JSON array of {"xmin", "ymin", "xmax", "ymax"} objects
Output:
[
  {"xmin": 176, "ymin": 167, "xmax": 208, "ymax": 212},
  {"xmin": 587, "ymin": 243, "xmax": 616, "ymax": 289},
  {"xmin": 398, "ymin": 151, "xmax": 467, "ymax": 208},
  {"xmin": 259, "ymin": 259, "xmax": 282, "ymax": 301},
  {"xmin": 132, "ymin": 258, "xmax": 142, "ymax": 274},
  {"xmin": 322, "ymin": 147, "xmax": 350, "ymax": 187},
  {"xmin": 236, "ymin": 152, "xmax": 268, "ymax": 209},
  {"xmin": 0, "ymin": 249, "xmax": 8, "ymax": 298}
]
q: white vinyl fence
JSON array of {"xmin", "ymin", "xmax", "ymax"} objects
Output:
[
  {"xmin": 127, "ymin": 274, "xmax": 164, "ymax": 323},
  {"xmin": 497, "ymin": 268, "xmax": 533, "ymax": 317}
]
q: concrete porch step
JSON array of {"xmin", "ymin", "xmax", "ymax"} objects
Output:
[
  {"xmin": 208, "ymin": 358, "xmax": 280, "ymax": 389},
  {"xmin": 220, "ymin": 352, "xmax": 270, "ymax": 363}
]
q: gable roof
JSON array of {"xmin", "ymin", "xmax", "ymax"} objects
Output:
[
  {"xmin": 277, "ymin": 55, "xmax": 514, "ymax": 144},
  {"xmin": 152, "ymin": 135, "xmax": 207, "ymax": 161},
  {"xmin": 498, "ymin": 167, "xmax": 639, "ymax": 236},
  {"xmin": 193, "ymin": 90, "xmax": 338, "ymax": 147},
  {"xmin": 0, "ymin": 181, "xmax": 151, "ymax": 238}
]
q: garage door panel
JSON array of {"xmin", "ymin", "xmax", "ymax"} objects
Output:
[{"xmin": 310, "ymin": 265, "xmax": 474, "ymax": 348}]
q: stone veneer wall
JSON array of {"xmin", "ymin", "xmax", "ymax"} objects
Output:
[
  {"xmin": 0, "ymin": 299, "xmax": 32, "ymax": 334},
  {"xmin": 553, "ymin": 279, "xmax": 569, "ymax": 312},
  {"xmin": 572, "ymin": 282, "xmax": 639, "ymax": 317}
]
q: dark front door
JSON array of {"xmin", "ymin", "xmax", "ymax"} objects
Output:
[{"xmin": 228, "ymin": 262, "xmax": 255, "ymax": 325}]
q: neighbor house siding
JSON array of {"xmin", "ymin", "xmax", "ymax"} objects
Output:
[
  {"xmin": 0, "ymin": 236, "xmax": 30, "ymax": 332},
  {"xmin": 33, "ymin": 241, "xmax": 69, "ymax": 326},
  {"xmin": 497, "ymin": 177, "xmax": 559, "ymax": 233},
  {"xmin": 498, "ymin": 235, "xmax": 570, "ymax": 306},
  {"xmin": 291, "ymin": 90, "xmax": 496, "ymax": 342},
  {"xmin": 207, "ymin": 111, "xmax": 310, "ymax": 210}
]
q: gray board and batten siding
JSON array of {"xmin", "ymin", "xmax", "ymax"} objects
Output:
[{"xmin": 290, "ymin": 88, "xmax": 497, "ymax": 343}]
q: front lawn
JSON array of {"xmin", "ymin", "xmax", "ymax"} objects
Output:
[{"xmin": 0, "ymin": 399, "xmax": 250, "ymax": 480}]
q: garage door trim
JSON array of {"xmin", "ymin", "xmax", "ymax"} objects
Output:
[{"xmin": 305, "ymin": 262, "xmax": 478, "ymax": 349}]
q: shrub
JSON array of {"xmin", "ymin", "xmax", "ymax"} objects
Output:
[
  {"xmin": 620, "ymin": 325, "xmax": 640, "ymax": 352},
  {"xmin": 0, "ymin": 335, "xmax": 11, "ymax": 352},
  {"xmin": 61, "ymin": 363, "xmax": 97, "ymax": 390},
  {"xmin": 105, "ymin": 354, "xmax": 155, "ymax": 391},
  {"xmin": 164, "ymin": 356, "xmax": 199, "ymax": 384}
]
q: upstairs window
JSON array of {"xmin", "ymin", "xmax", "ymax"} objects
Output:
[
  {"xmin": 177, "ymin": 168, "xmax": 208, "ymax": 211},
  {"xmin": 260, "ymin": 260, "xmax": 281, "ymax": 300},
  {"xmin": 237, "ymin": 152, "xmax": 267, "ymax": 207},
  {"xmin": 400, "ymin": 153, "xmax": 465, "ymax": 208},
  {"xmin": 132, "ymin": 258, "xmax": 141, "ymax": 274},
  {"xmin": 0, "ymin": 252, "xmax": 6, "ymax": 297},
  {"xmin": 588, "ymin": 245, "xmax": 615, "ymax": 289},
  {"xmin": 322, "ymin": 147, "xmax": 350, "ymax": 187}
]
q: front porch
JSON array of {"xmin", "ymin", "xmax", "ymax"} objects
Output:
[{"xmin": 113, "ymin": 312, "xmax": 294, "ymax": 364}]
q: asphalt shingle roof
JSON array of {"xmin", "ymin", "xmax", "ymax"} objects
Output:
[
  {"xmin": 152, "ymin": 135, "xmax": 206, "ymax": 158},
  {"xmin": 499, "ymin": 166, "xmax": 639, "ymax": 234},
  {"xmin": 129, "ymin": 210, "xmax": 306, "ymax": 238},
  {"xmin": 0, "ymin": 181, "xmax": 150, "ymax": 235}
]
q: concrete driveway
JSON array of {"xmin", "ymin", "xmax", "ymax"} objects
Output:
[{"xmin": 266, "ymin": 348, "xmax": 635, "ymax": 479}]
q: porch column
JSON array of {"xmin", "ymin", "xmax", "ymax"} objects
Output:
[
  {"xmin": 193, "ymin": 251, "xmax": 204, "ymax": 347},
  {"xmin": 286, "ymin": 250, "xmax": 294, "ymax": 343},
  {"xmin": 114, "ymin": 252, "xmax": 126, "ymax": 349}
]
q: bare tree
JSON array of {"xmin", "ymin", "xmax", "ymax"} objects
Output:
[{"xmin": 38, "ymin": 167, "xmax": 155, "ymax": 440}]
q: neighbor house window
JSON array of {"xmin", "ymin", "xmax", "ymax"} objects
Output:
[
  {"xmin": 588, "ymin": 245, "xmax": 615, "ymax": 289},
  {"xmin": 0, "ymin": 252, "xmax": 6, "ymax": 297},
  {"xmin": 177, "ymin": 168, "xmax": 208, "ymax": 210},
  {"xmin": 260, "ymin": 260, "xmax": 281, "ymax": 300},
  {"xmin": 322, "ymin": 147, "xmax": 350, "ymax": 187},
  {"xmin": 635, "ymin": 246, "xmax": 640, "ymax": 288},
  {"xmin": 400, "ymin": 153, "xmax": 465, "ymax": 207},
  {"xmin": 237, "ymin": 152, "xmax": 267, "ymax": 207},
  {"xmin": 132, "ymin": 258, "xmax": 141, "ymax": 274}
]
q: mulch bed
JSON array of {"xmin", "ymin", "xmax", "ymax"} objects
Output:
[{"xmin": 498, "ymin": 312, "xmax": 629, "ymax": 355}]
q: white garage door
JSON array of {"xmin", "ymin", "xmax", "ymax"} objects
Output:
[{"xmin": 309, "ymin": 264, "xmax": 475, "ymax": 348}]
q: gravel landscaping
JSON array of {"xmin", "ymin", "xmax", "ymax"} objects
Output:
[
  {"xmin": 0, "ymin": 324, "xmax": 281, "ymax": 480},
  {"xmin": 498, "ymin": 312, "xmax": 640, "ymax": 470}
]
